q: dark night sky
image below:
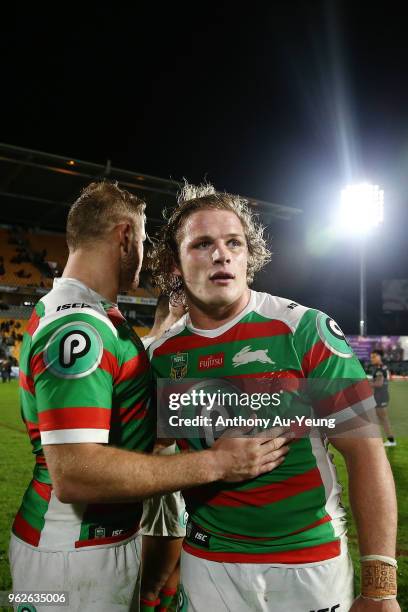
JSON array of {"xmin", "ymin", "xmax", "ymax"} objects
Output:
[{"xmin": 2, "ymin": 1, "xmax": 408, "ymax": 333}]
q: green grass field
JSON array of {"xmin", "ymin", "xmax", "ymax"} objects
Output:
[{"xmin": 0, "ymin": 380, "xmax": 407, "ymax": 608}]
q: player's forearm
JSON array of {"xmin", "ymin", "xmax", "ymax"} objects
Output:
[
  {"xmin": 141, "ymin": 535, "xmax": 183, "ymax": 600},
  {"xmin": 331, "ymin": 437, "xmax": 397, "ymax": 556},
  {"xmin": 45, "ymin": 443, "xmax": 222, "ymax": 503}
]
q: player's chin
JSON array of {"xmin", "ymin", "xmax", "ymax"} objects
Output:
[{"xmin": 205, "ymin": 286, "xmax": 239, "ymax": 305}]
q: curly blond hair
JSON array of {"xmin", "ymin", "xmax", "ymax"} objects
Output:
[{"xmin": 148, "ymin": 182, "xmax": 271, "ymax": 302}]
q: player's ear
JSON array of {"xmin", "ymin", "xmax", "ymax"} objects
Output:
[
  {"xmin": 171, "ymin": 261, "xmax": 182, "ymax": 278},
  {"xmin": 117, "ymin": 222, "xmax": 131, "ymax": 254}
]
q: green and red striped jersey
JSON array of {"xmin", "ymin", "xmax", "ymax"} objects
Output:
[
  {"xmin": 13, "ymin": 277, "xmax": 155, "ymax": 550},
  {"xmin": 149, "ymin": 290, "xmax": 375, "ymax": 564}
]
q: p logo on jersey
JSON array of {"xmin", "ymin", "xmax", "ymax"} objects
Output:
[
  {"xmin": 44, "ymin": 321, "xmax": 103, "ymax": 378},
  {"xmin": 316, "ymin": 313, "xmax": 353, "ymax": 358}
]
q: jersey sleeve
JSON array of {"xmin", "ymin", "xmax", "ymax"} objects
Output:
[
  {"xmin": 293, "ymin": 309, "xmax": 376, "ymax": 427},
  {"xmin": 29, "ymin": 312, "xmax": 118, "ymax": 445}
]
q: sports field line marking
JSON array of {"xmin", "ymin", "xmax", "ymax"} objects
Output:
[{"xmin": 0, "ymin": 422, "xmax": 26, "ymax": 435}]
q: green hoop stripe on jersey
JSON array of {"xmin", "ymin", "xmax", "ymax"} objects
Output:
[
  {"xmin": 316, "ymin": 312, "xmax": 353, "ymax": 358},
  {"xmin": 14, "ymin": 277, "xmax": 155, "ymax": 550},
  {"xmin": 44, "ymin": 321, "xmax": 103, "ymax": 379},
  {"xmin": 150, "ymin": 290, "xmax": 375, "ymax": 563}
]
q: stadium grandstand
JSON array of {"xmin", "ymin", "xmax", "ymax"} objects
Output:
[{"xmin": 0, "ymin": 143, "xmax": 302, "ymax": 371}]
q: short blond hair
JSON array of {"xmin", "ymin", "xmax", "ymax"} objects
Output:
[
  {"xmin": 66, "ymin": 181, "xmax": 146, "ymax": 250},
  {"xmin": 148, "ymin": 182, "xmax": 271, "ymax": 300}
]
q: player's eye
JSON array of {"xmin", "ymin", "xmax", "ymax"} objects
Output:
[
  {"xmin": 228, "ymin": 238, "xmax": 242, "ymax": 247},
  {"xmin": 195, "ymin": 240, "xmax": 211, "ymax": 249}
]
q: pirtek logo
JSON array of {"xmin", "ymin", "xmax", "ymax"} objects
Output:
[{"xmin": 198, "ymin": 352, "xmax": 224, "ymax": 370}]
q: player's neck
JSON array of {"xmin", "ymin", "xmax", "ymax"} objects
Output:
[
  {"xmin": 148, "ymin": 311, "xmax": 183, "ymax": 338},
  {"xmin": 187, "ymin": 288, "xmax": 251, "ymax": 330},
  {"xmin": 62, "ymin": 248, "xmax": 119, "ymax": 304}
]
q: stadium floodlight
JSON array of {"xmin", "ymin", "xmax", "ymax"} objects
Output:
[
  {"xmin": 339, "ymin": 183, "xmax": 384, "ymax": 234},
  {"xmin": 339, "ymin": 183, "xmax": 384, "ymax": 337}
]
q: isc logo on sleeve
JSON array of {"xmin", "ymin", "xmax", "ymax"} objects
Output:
[{"xmin": 44, "ymin": 321, "xmax": 103, "ymax": 379}]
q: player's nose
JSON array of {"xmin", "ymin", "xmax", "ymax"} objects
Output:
[{"xmin": 212, "ymin": 242, "xmax": 231, "ymax": 264}]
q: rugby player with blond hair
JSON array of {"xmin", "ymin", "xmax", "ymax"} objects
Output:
[{"xmin": 148, "ymin": 183, "xmax": 400, "ymax": 611}]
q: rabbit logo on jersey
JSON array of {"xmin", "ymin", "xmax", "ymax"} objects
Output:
[
  {"xmin": 44, "ymin": 321, "xmax": 103, "ymax": 379},
  {"xmin": 232, "ymin": 345, "xmax": 275, "ymax": 367}
]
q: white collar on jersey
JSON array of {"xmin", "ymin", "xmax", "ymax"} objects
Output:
[
  {"xmin": 53, "ymin": 277, "xmax": 115, "ymax": 307},
  {"xmin": 186, "ymin": 289, "xmax": 256, "ymax": 338}
]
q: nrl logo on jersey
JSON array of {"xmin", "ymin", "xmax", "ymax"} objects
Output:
[
  {"xmin": 170, "ymin": 352, "xmax": 188, "ymax": 379},
  {"xmin": 232, "ymin": 345, "xmax": 275, "ymax": 367}
]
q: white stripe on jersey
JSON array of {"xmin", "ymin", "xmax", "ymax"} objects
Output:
[{"xmin": 41, "ymin": 428, "xmax": 109, "ymax": 445}]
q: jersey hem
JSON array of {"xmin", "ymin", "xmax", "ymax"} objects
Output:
[
  {"xmin": 10, "ymin": 528, "xmax": 141, "ymax": 553},
  {"xmin": 182, "ymin": 538, "xmax": 341, "ymax": 565}
]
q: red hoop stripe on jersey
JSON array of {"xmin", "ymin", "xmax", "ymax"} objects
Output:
[
  {"xmin": 160, "ymin": 588, "xmax": 177, "ymax": 597},
  {"xmin": 301, "ymin": 340, "xmax": 333, "ymax": 375},
  {"xmin": 30, "ymin": 352, "xmax": 46, "ymax": 377},
  {"xmin": 12, "ymin": 511, "xmax": 41, "ymax": 546},
  {"xmin": 313, "ymin": 379, "xmax": 373, "ymax": 417},
  {"xmin": 140, "ymin": 598, "xmax": 160, "ymax": 608},
  {"xmin": 153, "ymin": 320, "xmax": 292, "ymax": 356},
  {"xmin": 176, "ymin": 439, "xmax": 190, "ymax": 451},
  {"xmin": 26, "ymin": 310, "xmax": 41, "ymax": 337},
  {"xmin": 183, "ymin": 539, "xmax": 341, "ymax": 563},
  {"xmin": 32, "ymin": 479, "xmax": 52, "ymax": 502},
  {"xmin": 38, "ymin": 406, "xmax": 111, "ymax": 431},
  {"xmin": 115, "ymin": 400, "xmax": 147, "ymax": 424},
  {"xmin": 106, "ymin": 307, "xmax": 126, "ymax": 328},
  {"xmin": 115, "ymin": 352, "xmax": 150, "ymax": 385},
  {"xmin": 227, "ymin": 369, "xmax": 303, "ymax": 380},
  {"xmin": 25, "ymin": 420, "xmax": 41, "ymax": 442},
  {"xmin": 20, "ymin": 371, "xmax": 35, "ymax": 394},
  {"xmin": 99, "ymin": 349, "xmax": 119, "ymax": 378},
  {"xmin": 190, "ymin": 466, "xmax": 323, "ymax": 508}
]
